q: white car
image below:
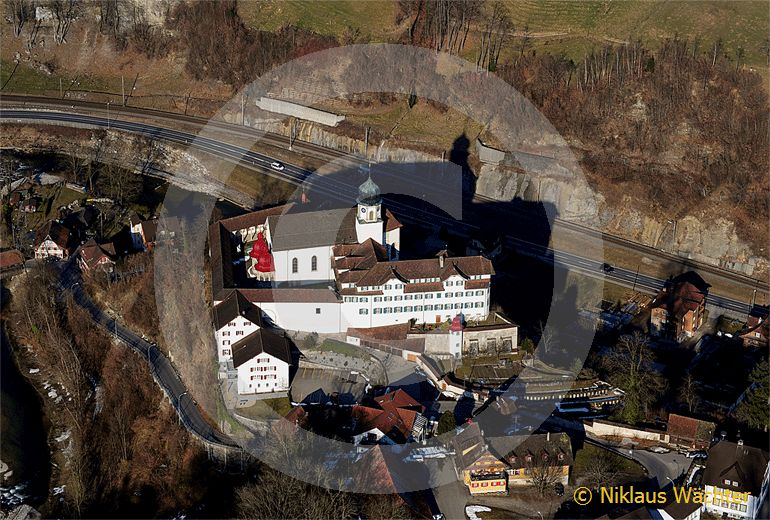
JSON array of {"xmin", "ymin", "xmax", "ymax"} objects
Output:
[{"xmin": 270, "ymin": 161, "xmax": 285, "ymax": 171}]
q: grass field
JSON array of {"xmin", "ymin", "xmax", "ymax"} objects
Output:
[
  {"xmin": 236, "ymin": 396, "xmax": 293, "ymax": 419},
  {"xmin": 238, "ymin": 1, "xmax": 768, "ymax": 69},
  {"xmin": 500, "ymin": 1, "xmax": 768, "ymax": 66},
  {"xmin": 317, "ymin": 338, "xmax": 372, "ymax": 361},
  {"xmin": 572, "ymin": 443, "xmax": 646, "ymax": 483},
  {"xmin": 237, "ymin": 0, "xmax": 400, "ymax": 41}
]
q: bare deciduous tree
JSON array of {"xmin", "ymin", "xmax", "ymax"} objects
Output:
[
  {"xmin": 526, "ymin": 454, "xmax": 564, "ymax": 495},
  {"xmin": 49, "ymin": 0, "xmax": 80, "ymax": 44},
  {"xmin": 679, "ymin": 373, "xmax": 700, "ymax": 414},
  {"xmin": 582, "ymin": 448, "xmax": 621, "ymax": 489},
  {"xmin": 605, "ymin": 332, "xmax": 665, "ymax": 424},
  {"xmin": 6, "ymin": 0, "xmax": 30, "ymax": 37}
]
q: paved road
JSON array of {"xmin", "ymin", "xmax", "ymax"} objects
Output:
[
  {"xmin": 531, "ymin": 414, "xmax": 690, "ymax": 488},
  {"xmin": 55, "ymin": 259, "xmax": 235, "ymax": 448},
  {"xmin": 2, "ymin": 95, "xmax": 766, "ymax": 295},
  {"xmin": 2, "ymin": 104, "xmax": 766, "ymax": 314},
  {"xmin": 584, "ymin": 437, "xmax": 690, "ymax": 488}
]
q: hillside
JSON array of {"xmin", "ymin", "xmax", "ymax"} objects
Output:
[{"xmin": 237, "ymin": 0, "xmax": 770, "ymax": 69}]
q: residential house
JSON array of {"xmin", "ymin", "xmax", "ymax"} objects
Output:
[
  {"xmin": 34, "ymin": 220, "xmax": 74, "ymax": 260},
  {"xmin": 654, "ymin": 499, "xmax": 702, "ymax": 520},
  {"xmin": 604, "ymin": 498, "xmax": 701, "ymax": 520},
  {"xmin": 0, "ymin": 249, "xmax": 24, "ymax": 272},
  {"xmin": 8, "ymin": 191, "xmax": 22, "ymax": 207},
  {"xmin": 453, "ymin": 422, "xmax": 509, "ymax": 496},
  {"xmin": 504, "ymin": 432, "xmax": 573, "ymax": 487},
  {"xmin": 667, "ymin": 413, "xmax": 715, "ymax": 450},
  {"xmin": 231, "ymin": 327, "xmax": 292, "ymax": 395},
  {"xmin": 351, "ymin": 389, "xmax": 427, "ymax": 447},
  {"xmin": 212, "ymin": 290, "xmax": 266, "ymax": 363},
  {"xmin": 740, "ymin": 305, "xmax": 769, "ymax": 348},
  {"xmin": 650, "ymin": 271, "xmax": 710, "ymax": 341},
  {"xmin": 130, "ymin": 214, "xmax": 182, "ymax": 251},
  {"xmin": 78, "ymin": 239, "xmax": 116, "ymax": 273},
  {"xmin": 702, "ymin": 440, "xmax": 770, "ymax": 519},
  {"xmin": 21, "ymin": 195, "xmax": 40, "ymax": 213},
  {"xmin": 212, "ymin": 290, "xmax": 292, "ymax": 395}
]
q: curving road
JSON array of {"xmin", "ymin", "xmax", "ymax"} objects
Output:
[
  {"xmin": 1, "ymin": 106, "xmax": 764, "ymax": 316},
  {"xmin": 56, "ymin": 258, "xmax": 236, "ymax": 448}
]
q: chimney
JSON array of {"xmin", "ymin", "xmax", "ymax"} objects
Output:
[
  {"xmin": 439, "ymin": 254, "xmax": 445, "ymax": 269},
  {"xmin": 547, "ymin": 431, "xmax": 550, "ymax": 442}
]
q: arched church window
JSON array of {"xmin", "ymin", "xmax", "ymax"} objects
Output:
[
  {"xmin": 311, "ymin": 255, "xmax": 318, "ymax": 271},
  {"xmin": 292, "ymin": 257, "xmax": 298, "ymax": 273}
]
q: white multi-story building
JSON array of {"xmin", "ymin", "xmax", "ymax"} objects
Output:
[
  {"xmin": 701, "ymin": 440, "xmax": 770, "ymax": 519},
  {"xmin": 211, "ymin": 290, "xmax": 292, "ymax": 395},
  {"xmin": 209, "ymin": 176, "xmax": 495, "ymax": 393},
  {"xmin": 210, "ymin": 176, "xmax": 492, "ymax": 334}
]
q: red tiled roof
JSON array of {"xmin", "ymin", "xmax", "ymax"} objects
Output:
[
  {"xmin": 464, "ymin": 279, "xmax": 490, "ymax": 290},
  {"xmin": 34, "ymin": 220, "xmax": 72, "ymax": 250},
  {"xmin": 0, "ymin": 249, "xmax": 24, "ymax": 270},
  {"xmin": 354, "ymin": 256, "xmax": 493, "ymax": 287},
  {"xmin": 236, "ymin": 288, "xmax": 341, "ymax": 304},
  {"xmin": 667, "ymin": 413, "xmax": 715, "ymax": 444},
  {"xmin": 352, "ymin": 389, "xmax": 424, "ymax": 442},
  {"xmin": 374, "ymin": 388, "xmax": 421, "ymax": 410},
  {"xmin": 79, "ymin": 239, "xmax": 116, "ymax": 270},
  {"xmin": 348, "ymin": 323, "xmax": 411, "ymax": 341},
  {"xmin": 218, "ymin": 203, "xmax": 292, "ymax": 233},
  {"xmin": 355, "ymin": 445, "xmax": 402, "ymax": 494},
  {"xmin": 651, "ymin": 272, "xmax": 709, "ymax": 319},
  {"xmin": 403, "ymin": 282, "xmax": 444, "ymax": 293},
  {"xmin": 384, "ymin": 208, "xmax": 402, "ymax": 232},
  {"xmin": 339, "ymin": 288, "xmax": 384, "ymax": 295}
]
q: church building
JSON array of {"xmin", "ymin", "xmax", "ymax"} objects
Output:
[{"xmin": 209, "ymin": 175, "xmax": 495, "ymax": 393}]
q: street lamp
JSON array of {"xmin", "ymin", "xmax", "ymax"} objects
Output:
[
  {"xmin": 537, "ymin": 512, "xmax": 544, "ymax": 520},
  {"xmin": 106, "ymin": 100, "xmax": 111, "ymax": 129}
]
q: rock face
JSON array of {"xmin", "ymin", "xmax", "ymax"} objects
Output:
[
  {"xmin": 240, "ymin": 114, "xmax": 438, "ymax": 164},
  {"xmin": 476, "ymin": 164, "xmax": 768, "ymax": 278}
]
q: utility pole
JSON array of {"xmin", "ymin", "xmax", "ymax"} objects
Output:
[
  {"xmin": 106, "ymin": 101, "xmax": 110, "ymax": 129},
  {"xmin": 633, "ymin": 263, "xmax": 640, "ymax": 292},
  {"xmin": 59, "ymin": 78, "xmax": 63, "ymax": 98},
  {"xmin": 241, "ymin": 93, "xmax": 245, "ymax": 126},
  {"xmin": 289, "ymin": 118, "xmax": 298, "ymax": 151},
  {"xmin": 364, "ymin": 126, "xmax": 370, "ymax": 157},
  {"xmin": 121, "ymin": 75, "xmax": 125, "ymax": 106}
]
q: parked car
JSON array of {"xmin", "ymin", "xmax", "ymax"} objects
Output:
[
  {"xmin": 648, "ymin": 446, "xmax": 671, "ymax": 454},
  {"xmin": 270, "ymin": 161, "xmax": 285, "ymax": 171},
  {"xmin": 686, "ymin": 450, "xmax": 708, "ymax": 459},
  {"xmin": 601, "ymin": 262, "xmax": 614, "ymax": 273}
]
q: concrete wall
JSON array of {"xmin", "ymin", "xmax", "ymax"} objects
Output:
[
  {"xmin": 475, "ymin": 139, "xmax": 506, "ymax": 165},
  {"xmin": 463, "ymin": 326, "xmax": 518, "ymax": 355},
  {"xmin": 255, "ymin": 97, "xmax": 345, "ymax": 127},
  {"xmin": 585, "ymin": 420, "xmax": 669, "ymax": 443}
]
